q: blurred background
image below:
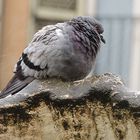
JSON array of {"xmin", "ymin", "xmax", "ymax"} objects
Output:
[{"xmin": 0, "ymin": 0, "xmax": 140, "ymax": 90}]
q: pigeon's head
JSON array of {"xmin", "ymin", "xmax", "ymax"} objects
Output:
[{"xmin": 70, "ymin": 16, "xmax": 105, "ymax": 43}]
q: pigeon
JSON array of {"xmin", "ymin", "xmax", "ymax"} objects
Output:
[{"xmin": 0, "ymin": 16, "xmax": 105, "ymax": 99}]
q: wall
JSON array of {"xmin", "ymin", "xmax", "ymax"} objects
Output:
[
  {"xmin": 94, "ymin": 0, "xmax": 133, "ymax": 86},
  {"xmin": 0, "ymin": 0, "xmax": 2, "ymax": 45},
  {"xmin": 0, "ymin": 0, "xmax": 29, "ymax": 90},
  {"xmin": 129, "ymin": 0, "xmax": 140, "ymax": 90}
]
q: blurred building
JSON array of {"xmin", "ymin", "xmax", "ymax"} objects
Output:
[{"xmin": 0, "ymin": 0, "xmax": 140, "ymax": 90}]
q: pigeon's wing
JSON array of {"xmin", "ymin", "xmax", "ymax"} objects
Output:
[
  {"xmin": 0, "ymin": 24, "xmax": 62, "ymax": 99},
  {"xmin": 0, "ymin": 75, "xmax": 34, "ymax": 99},
  {"xmin": 20, "ymin": 24, "xmax": 63, "ymax": 78}
]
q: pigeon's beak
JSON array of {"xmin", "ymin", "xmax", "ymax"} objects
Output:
[{"xmin": 100, "ymin": 35, "xmax": 106, "ymax": 44}]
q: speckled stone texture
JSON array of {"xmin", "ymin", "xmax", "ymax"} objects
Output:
[{"xmin": 0, "ymin": 73, "xmax": 139, "ymax": 140}]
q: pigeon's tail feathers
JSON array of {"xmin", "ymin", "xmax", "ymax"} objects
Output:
[{"xmin": 0, "ymin": 75, "xmax": 34, "ymax": 99}]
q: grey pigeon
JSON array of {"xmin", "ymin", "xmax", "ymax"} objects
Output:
[{"xmin": 0, "ymin": 16, "xmax": 105, "ymax": 99}]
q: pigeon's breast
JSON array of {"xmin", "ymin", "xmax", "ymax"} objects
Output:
[{"xmin": 46, "ymin": 34, "xmax": 93, "ymax": 81}]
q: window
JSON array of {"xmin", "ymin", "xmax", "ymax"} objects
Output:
[{"xmin": 31, "ymin": 0, "xmax": 85, "ymax": 31}]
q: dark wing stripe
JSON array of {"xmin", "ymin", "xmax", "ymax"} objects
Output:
[{"xmin": 22, "ymin": 53, "xmax": 47, "ymax": 71}]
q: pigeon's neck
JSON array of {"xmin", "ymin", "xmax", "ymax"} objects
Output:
[
  {"xmin": 68, "ymin": 21, "xmax": 90, "ymax": 34},
  {"xmin": 68, "ymin": 21, "xmax": 101, "ymax": 57},
  {"xmin": 68, "ymin": 21, "xmax": 100, "ymax": 42}
]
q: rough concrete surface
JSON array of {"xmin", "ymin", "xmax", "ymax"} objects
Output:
[{"xmin": 0, "ymin": 73, "xmax": 139, "ymax": 140}]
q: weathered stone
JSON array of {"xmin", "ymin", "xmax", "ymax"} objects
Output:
[{"xmin": 0, "ymin": 73, "xmax": 139, "ymax": 140}]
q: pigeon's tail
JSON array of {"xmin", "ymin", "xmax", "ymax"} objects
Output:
[{"xmin": 0, "ymin": 75, "xmax": 34, "ymax": 99}]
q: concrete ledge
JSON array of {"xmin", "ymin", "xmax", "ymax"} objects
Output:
[{"xmin": 0, "ymin": 73, "xmax": 139, "ymax": 140}]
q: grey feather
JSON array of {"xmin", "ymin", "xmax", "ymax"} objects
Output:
[
  {"xmin": 0, "ymin": 16, "xmax": 105, "ymax": 99},
  {"xmin": 0, "ymin": 76, "xmax": 34, "ymax": 98}
]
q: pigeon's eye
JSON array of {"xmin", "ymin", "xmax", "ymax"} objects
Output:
[{"xmin": 95, "ymin": 24, "xmax": 104, "ymax": 34}]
